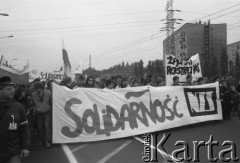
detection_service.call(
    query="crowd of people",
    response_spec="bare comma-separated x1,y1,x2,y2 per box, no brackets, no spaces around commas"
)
1,73,240,163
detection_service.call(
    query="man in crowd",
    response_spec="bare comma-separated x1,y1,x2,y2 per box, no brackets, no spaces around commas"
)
32,81,52,148
236,81,240,93
197,77,204,85
0,76,30,163
114,75,122,88
156,75,165,86
171,76,180,86
203,77,208,84
183,74,193,86
71,73,85,89
220,80,232,120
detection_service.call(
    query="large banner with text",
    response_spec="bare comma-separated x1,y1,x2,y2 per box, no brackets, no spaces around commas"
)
165,54,202,85
52,82,222,143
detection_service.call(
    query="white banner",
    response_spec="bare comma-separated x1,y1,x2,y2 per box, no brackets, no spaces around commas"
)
29,69,63,82
0,55,29,75
53,82,222,143
165,54,202,86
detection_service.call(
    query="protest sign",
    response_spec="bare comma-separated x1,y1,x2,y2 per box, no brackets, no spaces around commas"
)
29,69,63,82
165,54,202,85
0,55,29,85
0,55,29,75
52,82,222,143
0,68,29,85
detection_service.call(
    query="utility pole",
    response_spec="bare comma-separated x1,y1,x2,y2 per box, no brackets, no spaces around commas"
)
161,0,182,56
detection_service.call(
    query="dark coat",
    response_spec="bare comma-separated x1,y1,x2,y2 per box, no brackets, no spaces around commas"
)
0,99,30,162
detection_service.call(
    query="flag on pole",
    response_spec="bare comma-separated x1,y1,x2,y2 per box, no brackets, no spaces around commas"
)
62,39,72,78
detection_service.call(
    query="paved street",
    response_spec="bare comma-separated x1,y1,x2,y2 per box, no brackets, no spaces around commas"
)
23,116,240,163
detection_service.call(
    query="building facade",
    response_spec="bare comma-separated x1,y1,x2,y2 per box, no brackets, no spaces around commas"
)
227,41,240,76
163,22,227,78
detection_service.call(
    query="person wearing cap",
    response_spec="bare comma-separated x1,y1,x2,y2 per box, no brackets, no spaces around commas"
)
31,81,52,148
0,76,30,163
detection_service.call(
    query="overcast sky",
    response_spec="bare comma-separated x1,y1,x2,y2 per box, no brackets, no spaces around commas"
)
0,0,239,71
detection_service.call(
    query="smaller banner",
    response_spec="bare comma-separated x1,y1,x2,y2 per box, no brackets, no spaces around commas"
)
0,55,29,75
0,68,29,85
29,69,63,82
165,53,202,86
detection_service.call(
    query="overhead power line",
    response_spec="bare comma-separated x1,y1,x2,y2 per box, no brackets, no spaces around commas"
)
85,24,240,69
0,19,162,33
86,3,240,59
1,10,164,23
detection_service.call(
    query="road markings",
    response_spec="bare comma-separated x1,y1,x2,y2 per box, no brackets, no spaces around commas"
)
61,144,78,163
97,140,133,163
133,136,183,163
71,144,88,153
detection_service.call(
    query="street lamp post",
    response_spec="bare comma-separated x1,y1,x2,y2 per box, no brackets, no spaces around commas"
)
0,13,9,16
0,35,14,39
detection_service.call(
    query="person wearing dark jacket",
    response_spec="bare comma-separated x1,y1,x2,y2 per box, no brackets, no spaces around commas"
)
230,86,240,118
0,76,30,163
32,81,52,148
14,87,29,113
236,81,240,93
220,80,232,120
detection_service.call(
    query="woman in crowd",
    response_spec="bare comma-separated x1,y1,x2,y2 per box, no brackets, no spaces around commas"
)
85,76,95,88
